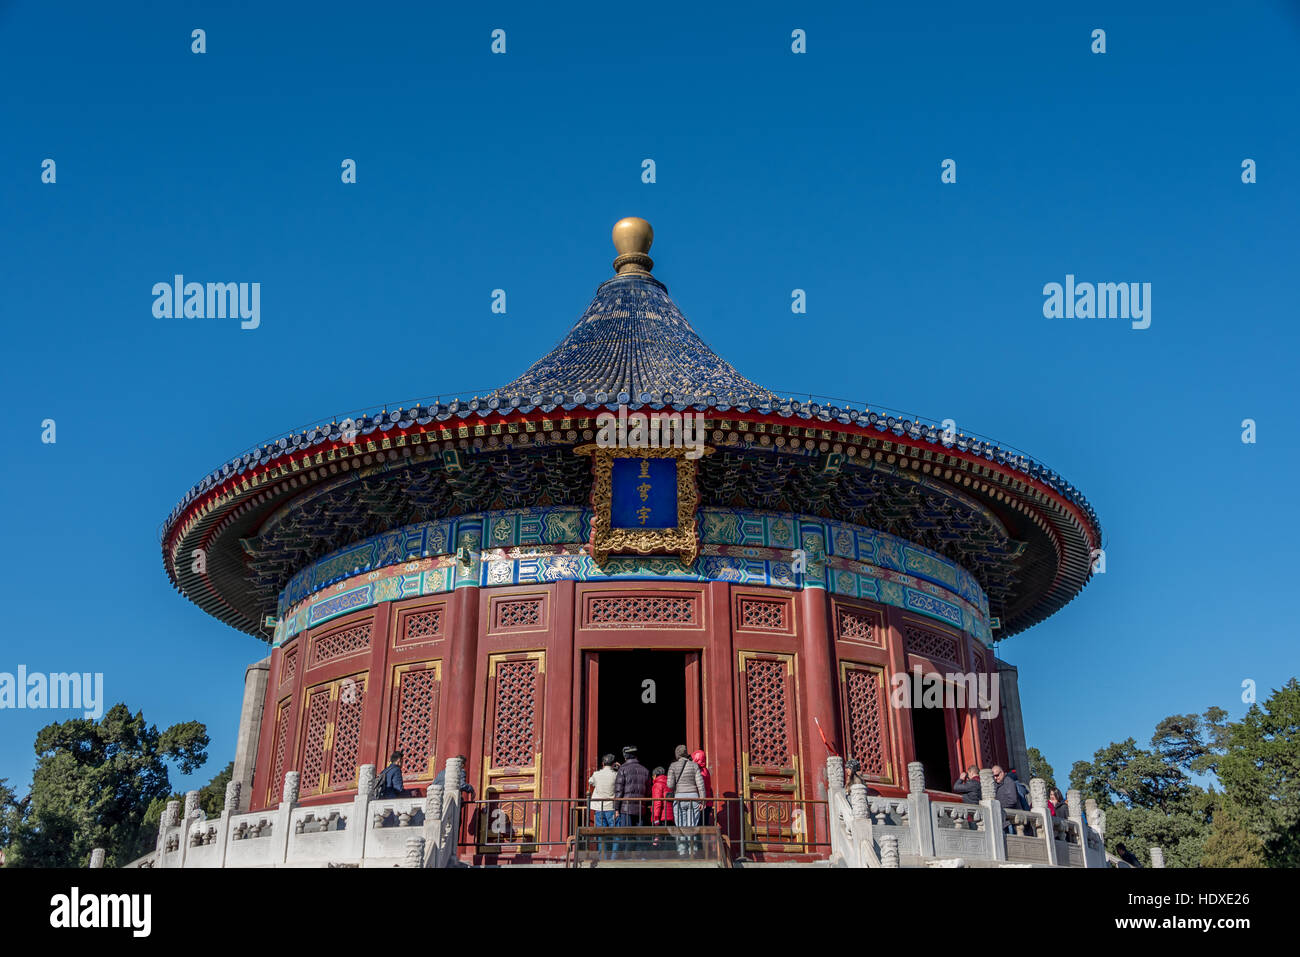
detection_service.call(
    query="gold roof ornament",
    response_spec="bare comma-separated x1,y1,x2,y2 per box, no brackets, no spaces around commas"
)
611,216,654,275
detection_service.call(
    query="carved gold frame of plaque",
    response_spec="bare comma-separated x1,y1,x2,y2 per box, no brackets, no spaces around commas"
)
574,444,713,566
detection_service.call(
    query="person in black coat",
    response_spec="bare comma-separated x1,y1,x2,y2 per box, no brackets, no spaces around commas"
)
952,765,982,804
614,746,652,825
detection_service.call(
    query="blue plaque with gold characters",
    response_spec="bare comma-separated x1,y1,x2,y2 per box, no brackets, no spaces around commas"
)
610,457,677,530
575,443,712,565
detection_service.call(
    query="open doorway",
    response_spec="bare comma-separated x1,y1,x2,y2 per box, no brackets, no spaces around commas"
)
588,651,696,777
911,702,954,791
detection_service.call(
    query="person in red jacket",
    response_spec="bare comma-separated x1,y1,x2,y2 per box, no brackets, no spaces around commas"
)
692,750,715,825
650,766,671,825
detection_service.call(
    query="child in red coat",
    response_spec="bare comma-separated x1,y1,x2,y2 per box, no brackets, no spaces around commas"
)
650,767,671,825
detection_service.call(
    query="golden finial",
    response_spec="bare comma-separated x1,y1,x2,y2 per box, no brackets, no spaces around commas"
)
612,217,654,275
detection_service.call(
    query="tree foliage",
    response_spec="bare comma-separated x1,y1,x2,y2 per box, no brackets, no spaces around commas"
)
1025,747,1057,792
1200,804,1266,867
1215,679,1300,867
1069,685,1298,868
4,703,208,867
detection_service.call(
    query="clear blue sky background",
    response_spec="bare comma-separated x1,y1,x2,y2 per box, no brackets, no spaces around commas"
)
1,1,1296,798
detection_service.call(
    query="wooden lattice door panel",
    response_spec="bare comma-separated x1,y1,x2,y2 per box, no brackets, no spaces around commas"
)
297,673,368,797
330,674,367,791
265,696,292,807
480,652,545,848
839,662,893,784
389,662,441,782
738,652,802,849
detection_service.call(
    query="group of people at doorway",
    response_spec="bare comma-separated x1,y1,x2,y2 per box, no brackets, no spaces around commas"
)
586,745,715,858
952,764,1074,832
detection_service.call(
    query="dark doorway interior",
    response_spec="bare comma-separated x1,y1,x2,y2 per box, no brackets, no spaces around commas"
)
597,651,687,775
911,703,954,791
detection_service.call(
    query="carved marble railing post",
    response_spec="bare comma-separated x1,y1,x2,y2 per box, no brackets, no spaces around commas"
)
1066,789,1083,822
979,769,995,802
274,771,300,865
1028,778,1057,866
1149,846,1165,868
826,756,844,792
224,781,241,814
849,783,870,820
420,782,446,866
352,764,376,861
404,836,426,868
177,790,203,867
879,834,900,869
154,799,179,868
905,762,933,858
1029,778,1048,813
88,848,105,869
907,762,926,795
440,757,467,867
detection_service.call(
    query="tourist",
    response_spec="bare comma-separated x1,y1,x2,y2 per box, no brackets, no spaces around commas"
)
952,765,981,804
588,753,619,860
1115,842,1142,868
432,754,476,800
692,749,716,825
614,745,651,856
991,765,1021,830
1009,769,1031,810
1048,787,1068,817
376,751,405,798
667,744,705,857
650,766,671,827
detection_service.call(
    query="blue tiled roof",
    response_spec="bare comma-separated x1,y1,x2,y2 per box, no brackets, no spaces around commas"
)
491,273,776,406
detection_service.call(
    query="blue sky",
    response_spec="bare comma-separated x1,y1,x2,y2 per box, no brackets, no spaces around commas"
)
1,0,1297,797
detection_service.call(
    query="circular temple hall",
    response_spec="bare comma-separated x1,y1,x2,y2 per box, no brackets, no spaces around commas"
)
158,218,1102,867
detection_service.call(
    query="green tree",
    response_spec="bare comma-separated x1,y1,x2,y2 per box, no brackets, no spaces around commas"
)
0,779,24,859
1216,679,1300,867
1026,747,1056,792
198,762,234,818
1151,707,1229,776
1070,733,1212,867
5,703,208,867
1200,804,1266,867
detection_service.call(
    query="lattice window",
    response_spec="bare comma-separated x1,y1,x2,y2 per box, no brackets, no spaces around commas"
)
745,657,792,768
267,698,290,807
587,595,696,628
836,607,876,644
491,659,538,769
299,689,332,796
281,646,298,685
494,598,543,630
739,598,788,631
395,667,441,780
331,676,366,790
979,715,997,767
402,608,443,643
905,626,959,664
311,623,372,668
844,666,887,777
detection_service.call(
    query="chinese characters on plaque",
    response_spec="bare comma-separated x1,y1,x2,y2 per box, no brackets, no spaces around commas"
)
610,457,677,530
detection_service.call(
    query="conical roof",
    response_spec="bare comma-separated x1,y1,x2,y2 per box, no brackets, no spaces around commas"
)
492,270,776,406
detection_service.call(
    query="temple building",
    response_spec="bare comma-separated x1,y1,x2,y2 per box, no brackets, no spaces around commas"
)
152,218,1104,868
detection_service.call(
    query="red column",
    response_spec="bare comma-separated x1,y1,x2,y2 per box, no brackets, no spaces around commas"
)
798,587,838,798
440,584,480,771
